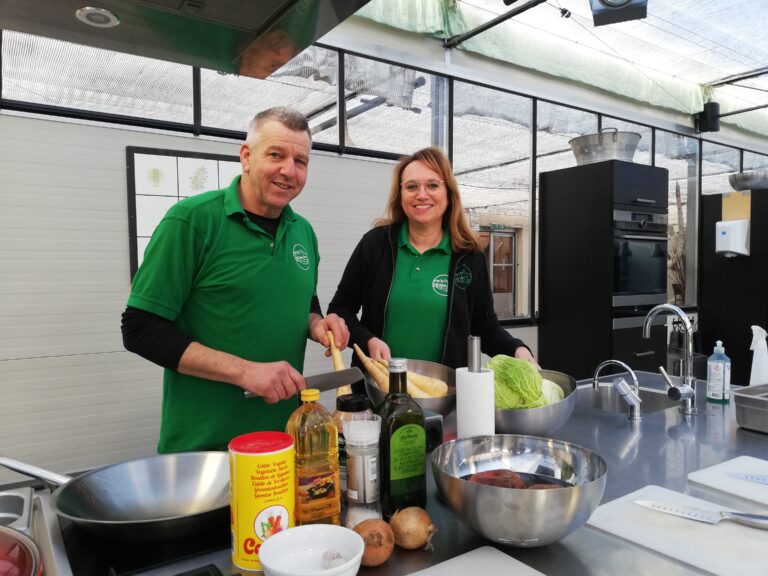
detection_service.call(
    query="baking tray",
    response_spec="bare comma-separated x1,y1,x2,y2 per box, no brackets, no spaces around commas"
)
733,382,768,434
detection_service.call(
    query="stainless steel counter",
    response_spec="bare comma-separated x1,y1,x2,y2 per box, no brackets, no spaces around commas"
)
365,371,768,576
19,371,768,575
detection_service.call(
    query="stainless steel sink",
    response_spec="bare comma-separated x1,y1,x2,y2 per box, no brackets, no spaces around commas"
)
0,487,32,530
577,384,678,414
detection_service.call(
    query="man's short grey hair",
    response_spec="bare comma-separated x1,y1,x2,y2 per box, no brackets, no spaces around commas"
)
245,107,312,147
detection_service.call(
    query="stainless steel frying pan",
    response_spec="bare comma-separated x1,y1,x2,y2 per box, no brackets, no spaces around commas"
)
0,452,229,541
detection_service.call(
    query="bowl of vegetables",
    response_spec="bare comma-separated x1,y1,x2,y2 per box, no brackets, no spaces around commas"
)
431,434,607,547
359,352,456,417
487,356,576,436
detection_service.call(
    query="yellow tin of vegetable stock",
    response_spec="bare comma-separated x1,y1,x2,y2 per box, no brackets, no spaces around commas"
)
229,431,295,572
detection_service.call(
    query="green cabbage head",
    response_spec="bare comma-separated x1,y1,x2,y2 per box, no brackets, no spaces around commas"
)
486,354,545,409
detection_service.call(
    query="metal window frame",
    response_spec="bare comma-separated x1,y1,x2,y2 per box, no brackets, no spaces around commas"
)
4,32,767,324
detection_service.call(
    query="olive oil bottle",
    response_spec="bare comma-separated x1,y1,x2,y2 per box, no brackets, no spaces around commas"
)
378,358,426,519
285,389,341,525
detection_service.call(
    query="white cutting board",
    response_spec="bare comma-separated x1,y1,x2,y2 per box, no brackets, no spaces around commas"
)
688,456,768,509
587,485,768,576
408,546,545,576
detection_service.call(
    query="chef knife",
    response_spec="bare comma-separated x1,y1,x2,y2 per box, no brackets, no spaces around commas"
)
737,473,768,486
635,500,768,529
243,367,364,398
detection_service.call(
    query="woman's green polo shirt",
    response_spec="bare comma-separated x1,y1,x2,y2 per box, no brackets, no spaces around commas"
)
383,223,451,363
127,177,319,452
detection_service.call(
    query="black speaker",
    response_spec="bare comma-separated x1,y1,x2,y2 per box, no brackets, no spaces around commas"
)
590,0,648,26
695,102,721,133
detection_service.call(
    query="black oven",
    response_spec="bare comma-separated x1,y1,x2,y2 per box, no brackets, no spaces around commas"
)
612,209,668,307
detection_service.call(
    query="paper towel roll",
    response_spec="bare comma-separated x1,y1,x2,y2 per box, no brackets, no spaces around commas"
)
456,367,495,439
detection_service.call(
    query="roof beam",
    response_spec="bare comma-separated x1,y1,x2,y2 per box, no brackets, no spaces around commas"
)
706,66,768,88
442,0,548,49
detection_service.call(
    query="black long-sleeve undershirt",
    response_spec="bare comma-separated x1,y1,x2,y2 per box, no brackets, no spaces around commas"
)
122,294,323,371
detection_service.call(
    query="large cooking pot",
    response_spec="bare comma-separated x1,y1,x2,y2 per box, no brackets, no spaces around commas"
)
0,452,229,541
569,127,640,165
0,526,43,576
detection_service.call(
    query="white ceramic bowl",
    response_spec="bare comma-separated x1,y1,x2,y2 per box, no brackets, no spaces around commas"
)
258,524,364,576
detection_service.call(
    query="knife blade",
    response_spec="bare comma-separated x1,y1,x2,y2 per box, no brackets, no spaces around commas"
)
738,473,768,486
244,367,364,398
635,500,768,529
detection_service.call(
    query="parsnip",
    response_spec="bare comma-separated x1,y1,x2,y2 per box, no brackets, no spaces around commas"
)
407,371,449,397
374,359,448,397
377,360,440,398
353,343,389,392
327,331,345,371
327,331,353,396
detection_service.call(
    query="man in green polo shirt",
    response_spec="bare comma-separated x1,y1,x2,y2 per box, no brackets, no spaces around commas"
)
122,107,349,453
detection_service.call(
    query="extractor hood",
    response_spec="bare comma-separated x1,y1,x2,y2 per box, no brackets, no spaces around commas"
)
0,0,371,78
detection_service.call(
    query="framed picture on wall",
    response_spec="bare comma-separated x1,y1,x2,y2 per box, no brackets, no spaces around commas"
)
126,146,240,279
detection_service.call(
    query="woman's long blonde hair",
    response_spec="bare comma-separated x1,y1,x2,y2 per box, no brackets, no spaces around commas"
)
375,147,479,252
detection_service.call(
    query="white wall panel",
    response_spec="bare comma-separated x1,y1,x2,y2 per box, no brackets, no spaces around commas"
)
0,113,392,483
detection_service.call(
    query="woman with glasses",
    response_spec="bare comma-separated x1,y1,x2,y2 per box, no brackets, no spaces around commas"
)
328,146,537,372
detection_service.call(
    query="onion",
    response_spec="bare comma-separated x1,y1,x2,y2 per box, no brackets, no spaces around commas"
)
353,518,395,567
389,506,437,550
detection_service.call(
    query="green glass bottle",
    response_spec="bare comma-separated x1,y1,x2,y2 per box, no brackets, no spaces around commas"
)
378,358,426,519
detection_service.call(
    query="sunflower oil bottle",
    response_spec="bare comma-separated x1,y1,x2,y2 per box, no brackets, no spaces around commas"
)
285,388,341,525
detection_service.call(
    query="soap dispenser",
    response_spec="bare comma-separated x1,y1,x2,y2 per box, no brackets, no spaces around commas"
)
706,340,731,403
750,325,768,387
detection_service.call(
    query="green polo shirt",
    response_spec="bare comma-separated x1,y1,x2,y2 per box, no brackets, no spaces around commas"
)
383,223,451,363
127,176,319,452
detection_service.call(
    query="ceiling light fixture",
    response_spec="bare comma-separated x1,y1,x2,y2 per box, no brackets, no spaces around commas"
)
75,6,120,29
590,0,647,26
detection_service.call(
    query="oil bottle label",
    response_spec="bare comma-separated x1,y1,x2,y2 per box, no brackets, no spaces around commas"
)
296,469,340,522
390,424,425,481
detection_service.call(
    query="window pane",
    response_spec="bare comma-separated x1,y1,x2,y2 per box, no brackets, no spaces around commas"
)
201,46,338,144
744,151,768,171
342,56,445,153
602,117,652,165
2,31,193,123
701,141,740,196
493,266,514,294
453,81,532,319
536,102,598,182
493,235,514,264
656,130,700,307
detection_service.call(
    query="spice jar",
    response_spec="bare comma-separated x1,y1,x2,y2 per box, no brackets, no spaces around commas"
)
333,393,373,497
343,414,382,528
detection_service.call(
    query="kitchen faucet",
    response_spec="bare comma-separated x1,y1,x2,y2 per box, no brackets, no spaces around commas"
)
593,359,642,421
643,303,696,414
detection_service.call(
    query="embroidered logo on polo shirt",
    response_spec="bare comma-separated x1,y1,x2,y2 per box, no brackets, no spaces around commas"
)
455,265,472,289
432,274,449,297
292,244,310,270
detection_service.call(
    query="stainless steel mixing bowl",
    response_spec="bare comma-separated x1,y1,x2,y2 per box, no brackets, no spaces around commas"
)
431,434,607,547
364,359,456,417
494,369,576,436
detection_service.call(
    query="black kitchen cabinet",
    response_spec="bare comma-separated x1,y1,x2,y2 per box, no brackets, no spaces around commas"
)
612,325,667,372
699,190,768,386
538,160,669,380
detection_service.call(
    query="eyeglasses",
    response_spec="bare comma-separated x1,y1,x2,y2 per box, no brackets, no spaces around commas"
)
400,179,445,193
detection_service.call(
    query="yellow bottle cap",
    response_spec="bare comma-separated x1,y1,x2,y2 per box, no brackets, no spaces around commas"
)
301,389,320,402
